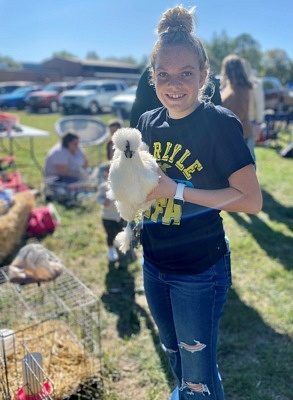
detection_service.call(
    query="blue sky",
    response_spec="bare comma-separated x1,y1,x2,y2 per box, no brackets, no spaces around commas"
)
0,0,292,64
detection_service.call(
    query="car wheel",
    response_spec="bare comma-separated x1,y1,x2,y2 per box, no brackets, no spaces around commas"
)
89,101,99,115
50,101,59,113
17,101,26,110
121,110,130,119
28,106,38,114
61,106,70,115
277,100,284,113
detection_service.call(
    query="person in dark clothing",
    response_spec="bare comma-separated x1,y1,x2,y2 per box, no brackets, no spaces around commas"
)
130,65,222,128
134,5,262,399
106,118,123,160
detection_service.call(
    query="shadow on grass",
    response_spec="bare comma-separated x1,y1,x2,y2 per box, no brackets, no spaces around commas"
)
101,257,174,386
229,211,293,271
101,255,292,399
102,259,140,338
261,189,293,231
220,288,293,400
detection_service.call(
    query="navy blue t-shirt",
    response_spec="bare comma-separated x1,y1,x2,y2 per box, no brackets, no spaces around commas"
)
137,102,254,274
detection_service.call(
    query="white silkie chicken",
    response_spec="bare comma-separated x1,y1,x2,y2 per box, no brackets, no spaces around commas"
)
8,243,63,285
108,127,159,253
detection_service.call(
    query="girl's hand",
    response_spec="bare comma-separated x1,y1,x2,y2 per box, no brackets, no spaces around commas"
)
104,198,111,206
147,168,177,201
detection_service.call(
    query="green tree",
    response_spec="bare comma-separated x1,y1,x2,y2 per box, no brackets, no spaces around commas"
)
205,32,263,76
105,56,138,65
204,31,234,75
232,33,262,72
52,51,77,59
85,51,100,60
261,49,293,84
0,55,21,69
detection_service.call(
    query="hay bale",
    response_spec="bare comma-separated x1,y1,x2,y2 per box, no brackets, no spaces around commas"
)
0,191,35,263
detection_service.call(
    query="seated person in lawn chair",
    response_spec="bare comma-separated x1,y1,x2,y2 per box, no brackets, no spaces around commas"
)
43,131,96,204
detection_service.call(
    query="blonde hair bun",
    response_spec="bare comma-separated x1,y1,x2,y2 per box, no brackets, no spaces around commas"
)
157,5,196,35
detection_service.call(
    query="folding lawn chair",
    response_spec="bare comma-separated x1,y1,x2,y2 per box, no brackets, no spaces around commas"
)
55,116,109,151
263,111,292,148
44,177,99,207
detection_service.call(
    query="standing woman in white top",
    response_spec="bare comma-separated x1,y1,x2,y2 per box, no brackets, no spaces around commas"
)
244,60,265,162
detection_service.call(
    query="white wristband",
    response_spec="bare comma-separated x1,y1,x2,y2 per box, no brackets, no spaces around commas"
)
174,183,185,203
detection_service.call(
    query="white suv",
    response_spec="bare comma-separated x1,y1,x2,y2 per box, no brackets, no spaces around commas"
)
60,80,127,115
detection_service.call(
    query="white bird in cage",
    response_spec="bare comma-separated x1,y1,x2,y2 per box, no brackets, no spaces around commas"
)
8,243,63,285
107,127,159,253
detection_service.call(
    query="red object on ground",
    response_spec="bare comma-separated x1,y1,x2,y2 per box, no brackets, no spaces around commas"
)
26,205,61,236
0,171,23,191
0,155,15,165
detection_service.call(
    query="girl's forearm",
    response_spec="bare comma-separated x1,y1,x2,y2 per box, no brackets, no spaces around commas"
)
183,186,262,214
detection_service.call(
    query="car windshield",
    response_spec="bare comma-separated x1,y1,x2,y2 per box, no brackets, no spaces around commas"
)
10,87,32,95
43,84,62,92
75,83,100,91
125,86,137,94
262,78,283,91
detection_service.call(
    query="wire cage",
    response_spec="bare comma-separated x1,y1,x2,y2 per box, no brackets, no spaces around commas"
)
0,266,103,399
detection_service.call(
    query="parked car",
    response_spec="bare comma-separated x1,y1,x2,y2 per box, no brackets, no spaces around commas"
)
27,82,77,113
0,81,35,95
261,77,285,111
261,76,293,112
110,85,137,119
0,85,42,110
59,80,128,115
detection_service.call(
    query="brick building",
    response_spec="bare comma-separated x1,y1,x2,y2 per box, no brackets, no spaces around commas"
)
0,57,141,85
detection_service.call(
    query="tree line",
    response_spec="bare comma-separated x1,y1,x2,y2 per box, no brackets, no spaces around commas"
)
204,31,293,86
51,36,293,85
1,32,292,86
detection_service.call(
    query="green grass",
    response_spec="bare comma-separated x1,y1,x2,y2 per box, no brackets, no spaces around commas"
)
1,111,292,399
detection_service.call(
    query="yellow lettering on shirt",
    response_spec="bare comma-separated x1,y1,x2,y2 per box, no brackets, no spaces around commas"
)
163,200,181,225
150,198,166,221
153,141,202,180
146,198,182,225
175,149,191,171
153,142,162,159
183,160,203,179
168,144,182,163
144,140,203,225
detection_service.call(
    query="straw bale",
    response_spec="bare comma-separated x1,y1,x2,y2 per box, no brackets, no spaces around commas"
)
1,319,99,399
0,191,35,263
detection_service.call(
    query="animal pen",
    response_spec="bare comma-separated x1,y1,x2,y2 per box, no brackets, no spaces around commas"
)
0,266,103,399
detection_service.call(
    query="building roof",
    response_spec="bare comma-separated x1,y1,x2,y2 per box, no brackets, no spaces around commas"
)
42,57,139,70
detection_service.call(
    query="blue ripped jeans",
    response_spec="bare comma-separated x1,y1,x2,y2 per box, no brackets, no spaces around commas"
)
143,252,232,399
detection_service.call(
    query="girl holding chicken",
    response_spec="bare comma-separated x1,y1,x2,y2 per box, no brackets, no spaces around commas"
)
136,5,262,399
